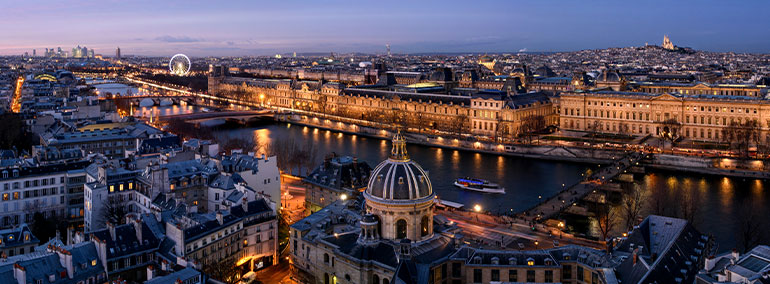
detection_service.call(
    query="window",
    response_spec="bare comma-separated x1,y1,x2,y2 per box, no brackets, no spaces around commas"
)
545,270,553,282
395,219,407,239
527,270,536,282
509,270,517,282
562,264,572,279
452,262,461,277
421,215,430,237
473,269,482,283
578,266,584,281
491,269,500,281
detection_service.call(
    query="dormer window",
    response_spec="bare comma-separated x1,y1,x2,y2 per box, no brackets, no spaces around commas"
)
527,258,535,266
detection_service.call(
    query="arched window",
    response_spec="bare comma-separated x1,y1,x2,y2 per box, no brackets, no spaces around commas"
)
324,253,329,263
383,278,389,284
324,273,330,284
420,215,430,237
373,274,380,284
395,219,407,239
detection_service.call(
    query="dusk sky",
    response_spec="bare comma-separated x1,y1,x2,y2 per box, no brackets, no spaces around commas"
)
2,0,769,56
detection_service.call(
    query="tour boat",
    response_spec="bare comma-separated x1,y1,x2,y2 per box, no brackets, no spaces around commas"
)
453,177,505,194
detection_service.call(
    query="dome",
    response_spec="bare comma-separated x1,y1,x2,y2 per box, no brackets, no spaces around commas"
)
365,132,433,202
598,69,623,82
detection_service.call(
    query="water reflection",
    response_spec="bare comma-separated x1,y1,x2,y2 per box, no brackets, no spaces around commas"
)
212,122,769,250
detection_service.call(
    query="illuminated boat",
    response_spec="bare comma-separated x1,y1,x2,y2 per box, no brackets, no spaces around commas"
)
453,177,505,194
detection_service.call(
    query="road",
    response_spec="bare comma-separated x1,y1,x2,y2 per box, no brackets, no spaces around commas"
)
438,208,605,250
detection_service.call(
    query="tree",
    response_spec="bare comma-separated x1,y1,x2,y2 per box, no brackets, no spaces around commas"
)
592,199,618,242
217,136,257,154
659,118,681,149
520,115,546,144
722,119,760,158
451,114,470,137
101,194,129,226
621,184,647,231
0,113,36,154
676,186,700,226
203,258,240,284
648,183,670,216
735,200,765,253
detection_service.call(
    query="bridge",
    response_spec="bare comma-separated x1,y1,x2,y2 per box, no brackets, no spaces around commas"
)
157,109,275,123
521,151,644,223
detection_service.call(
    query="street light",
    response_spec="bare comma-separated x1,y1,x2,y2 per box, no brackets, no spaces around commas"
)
473,204,482,212
340,194,348,201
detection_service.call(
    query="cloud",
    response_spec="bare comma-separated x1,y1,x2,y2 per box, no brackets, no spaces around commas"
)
154,35,203,43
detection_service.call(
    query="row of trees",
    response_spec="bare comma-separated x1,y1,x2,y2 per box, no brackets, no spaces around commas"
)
592,180,764,253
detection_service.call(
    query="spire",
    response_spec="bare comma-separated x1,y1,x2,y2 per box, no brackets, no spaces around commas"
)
390,130,409,161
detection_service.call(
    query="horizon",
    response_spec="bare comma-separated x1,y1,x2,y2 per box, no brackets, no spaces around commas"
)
2,0,770,56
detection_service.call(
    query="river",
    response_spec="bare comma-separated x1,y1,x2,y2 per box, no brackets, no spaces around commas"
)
214,122,770,251
97,81,768,251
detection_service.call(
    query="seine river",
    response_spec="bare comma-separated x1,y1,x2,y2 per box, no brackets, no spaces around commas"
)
214,123,770,251
100,78,768,252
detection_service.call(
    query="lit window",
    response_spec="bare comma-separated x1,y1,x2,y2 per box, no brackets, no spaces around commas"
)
12,192,19,200
109,185,114,193
91,260,97,266
119,184,123,191
128,182,133,190
2,194,8,201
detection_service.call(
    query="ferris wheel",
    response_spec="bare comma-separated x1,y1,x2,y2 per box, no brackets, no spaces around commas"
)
169,54,191,76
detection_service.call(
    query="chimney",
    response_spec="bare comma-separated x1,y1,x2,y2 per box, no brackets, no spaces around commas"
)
242,197,249,212
134,218,143,243
13,263,26,284
56,247,74,279
632,248,639,265
731,248,740,261
398,239,412,263
106,222,116,241
216,211,223,225
146,265,156,280
704,255,716,271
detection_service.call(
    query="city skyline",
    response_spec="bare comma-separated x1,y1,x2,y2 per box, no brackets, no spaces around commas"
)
3,0,770,56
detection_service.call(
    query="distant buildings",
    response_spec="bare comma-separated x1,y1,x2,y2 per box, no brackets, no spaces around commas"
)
663,35,675,50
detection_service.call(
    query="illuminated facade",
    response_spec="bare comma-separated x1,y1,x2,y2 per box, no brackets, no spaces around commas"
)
209,73,556,139
559,90,770,142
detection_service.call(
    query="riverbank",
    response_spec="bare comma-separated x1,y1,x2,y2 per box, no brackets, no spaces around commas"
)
276,113,770,180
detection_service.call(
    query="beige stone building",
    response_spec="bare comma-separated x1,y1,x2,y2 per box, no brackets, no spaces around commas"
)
560,90,770,143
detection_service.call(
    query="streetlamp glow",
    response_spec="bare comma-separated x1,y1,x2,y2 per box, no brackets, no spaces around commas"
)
340,194,348,201
473,204,482,212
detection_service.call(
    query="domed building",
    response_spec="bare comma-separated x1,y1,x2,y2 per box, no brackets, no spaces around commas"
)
363,132,435,242
595,69,627,91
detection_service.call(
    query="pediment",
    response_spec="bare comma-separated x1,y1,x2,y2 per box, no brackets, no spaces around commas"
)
651,93,682,101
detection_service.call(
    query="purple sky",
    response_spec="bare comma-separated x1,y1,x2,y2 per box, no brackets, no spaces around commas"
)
2,0,769,56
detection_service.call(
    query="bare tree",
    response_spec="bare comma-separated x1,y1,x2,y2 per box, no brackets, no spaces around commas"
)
736,200,765,253
722,119,760,158
660,118,681,150
451,114,470,137
648,184,670,216
203,258,240,284
217,136,257,154
592,199,619,242
621,184,647,231
520,115,546,144
676,186,700,226
101,194,129,226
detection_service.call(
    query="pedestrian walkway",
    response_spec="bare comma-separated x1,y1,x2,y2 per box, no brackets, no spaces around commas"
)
521,152,643,222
